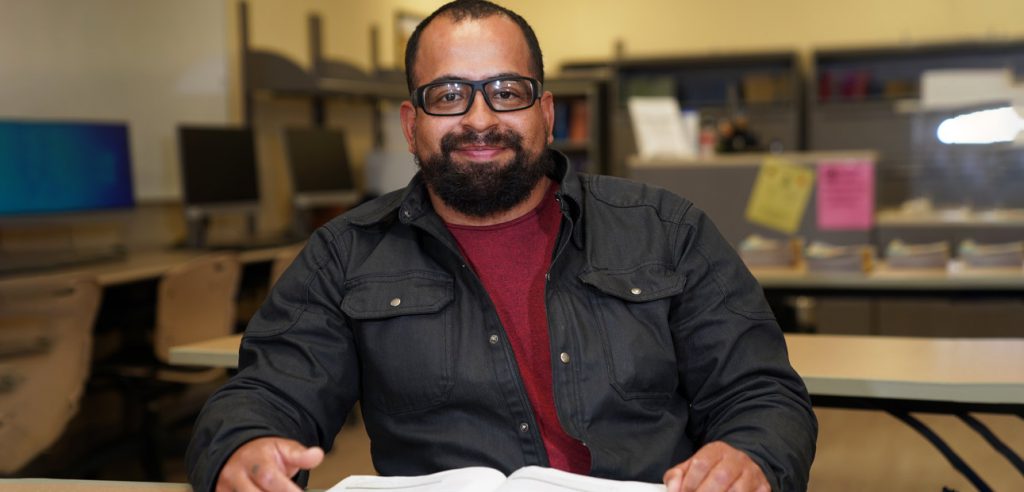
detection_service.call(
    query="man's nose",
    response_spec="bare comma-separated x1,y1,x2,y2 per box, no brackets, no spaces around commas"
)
459,90,499,132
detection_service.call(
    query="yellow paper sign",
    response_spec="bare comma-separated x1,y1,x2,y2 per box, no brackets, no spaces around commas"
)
745,158,815,234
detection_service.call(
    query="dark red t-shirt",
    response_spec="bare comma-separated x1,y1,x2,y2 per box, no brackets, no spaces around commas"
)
446,184,590,474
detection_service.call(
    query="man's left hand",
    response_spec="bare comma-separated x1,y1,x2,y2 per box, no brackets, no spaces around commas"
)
662,441,769,492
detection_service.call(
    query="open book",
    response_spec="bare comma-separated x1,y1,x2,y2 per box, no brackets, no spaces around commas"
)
327,466,666,492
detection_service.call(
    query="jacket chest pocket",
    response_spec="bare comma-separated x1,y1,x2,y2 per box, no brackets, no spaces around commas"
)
580,264,684,400
341,272,455,415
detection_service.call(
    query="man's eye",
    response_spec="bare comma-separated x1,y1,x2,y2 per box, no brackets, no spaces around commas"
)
430,91,464,105
494,90,520,100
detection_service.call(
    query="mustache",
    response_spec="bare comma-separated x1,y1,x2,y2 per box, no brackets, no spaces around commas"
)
440,129,523,154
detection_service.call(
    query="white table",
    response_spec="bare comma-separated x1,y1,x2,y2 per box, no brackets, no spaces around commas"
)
170,332,1024,489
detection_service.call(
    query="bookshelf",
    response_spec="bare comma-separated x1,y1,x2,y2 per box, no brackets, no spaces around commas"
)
545,77,609,175
566,52,803,177
237,1,407,144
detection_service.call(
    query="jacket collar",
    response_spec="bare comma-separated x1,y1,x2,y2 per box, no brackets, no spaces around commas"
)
349,149,585,247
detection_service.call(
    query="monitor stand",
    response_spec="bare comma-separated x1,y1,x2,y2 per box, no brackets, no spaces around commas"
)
185,206,299,251
290,190,362,238
185,211,256,249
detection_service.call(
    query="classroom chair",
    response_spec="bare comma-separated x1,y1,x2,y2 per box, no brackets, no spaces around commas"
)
0,275,102,474
106,253,241,480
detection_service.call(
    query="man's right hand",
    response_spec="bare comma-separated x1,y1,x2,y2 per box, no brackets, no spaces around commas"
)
216,437,325,492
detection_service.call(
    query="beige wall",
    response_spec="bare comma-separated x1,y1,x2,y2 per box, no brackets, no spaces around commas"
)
232,0,1024,234
238,0,1024,80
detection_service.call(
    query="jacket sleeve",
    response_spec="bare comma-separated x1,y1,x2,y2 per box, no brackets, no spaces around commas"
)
670,206,817,491
186,227,361,492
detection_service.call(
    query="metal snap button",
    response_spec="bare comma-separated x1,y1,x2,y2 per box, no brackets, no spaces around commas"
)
559,352,570,364
389,297,401,307
630,287,642,295
489,334,499,345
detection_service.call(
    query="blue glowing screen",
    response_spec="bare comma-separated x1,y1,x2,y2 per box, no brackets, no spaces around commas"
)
0,120,134,216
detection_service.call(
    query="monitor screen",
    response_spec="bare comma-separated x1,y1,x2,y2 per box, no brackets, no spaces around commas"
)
0,120,134,216
284,128,355,193
178,126,259,207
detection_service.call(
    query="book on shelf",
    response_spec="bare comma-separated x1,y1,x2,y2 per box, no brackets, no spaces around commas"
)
884,239,950,269
959,239,1024,269
327,466,666,492
569,99,589,142
553,100,570,140
804,241,875,272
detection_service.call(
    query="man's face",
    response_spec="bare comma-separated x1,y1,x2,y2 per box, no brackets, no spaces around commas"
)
400,14,555,217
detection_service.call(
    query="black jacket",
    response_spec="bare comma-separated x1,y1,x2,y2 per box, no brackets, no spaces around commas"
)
187,151,817,491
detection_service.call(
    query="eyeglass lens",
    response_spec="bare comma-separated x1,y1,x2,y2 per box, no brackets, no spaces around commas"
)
422,79,535,115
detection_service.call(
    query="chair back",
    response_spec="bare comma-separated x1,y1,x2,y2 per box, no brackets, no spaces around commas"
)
0,275,101,473
153,254,240,364
269,243,304,287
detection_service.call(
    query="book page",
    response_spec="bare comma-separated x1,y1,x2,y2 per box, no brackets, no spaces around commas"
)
497,466,667,492
327,467,507,492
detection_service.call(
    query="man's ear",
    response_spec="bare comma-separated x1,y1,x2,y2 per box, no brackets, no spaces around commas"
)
540,90,555,145
400,100,417,153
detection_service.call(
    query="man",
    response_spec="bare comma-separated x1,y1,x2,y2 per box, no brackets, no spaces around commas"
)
187,1,817,491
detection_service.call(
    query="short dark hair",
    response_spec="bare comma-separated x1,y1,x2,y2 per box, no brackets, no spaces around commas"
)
404,0,545,93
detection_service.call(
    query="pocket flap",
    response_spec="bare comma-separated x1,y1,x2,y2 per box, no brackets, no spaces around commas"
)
341,272,454,320
579,264,685,302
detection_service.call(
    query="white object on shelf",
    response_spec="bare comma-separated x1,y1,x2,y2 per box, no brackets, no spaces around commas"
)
627,97,697,161
920,68,1014,111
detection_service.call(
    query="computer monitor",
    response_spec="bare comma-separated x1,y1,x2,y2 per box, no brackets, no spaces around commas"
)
0,119,135,274
0,119,135,218
178,126,259,214
283,127,360,208
178,126,261,248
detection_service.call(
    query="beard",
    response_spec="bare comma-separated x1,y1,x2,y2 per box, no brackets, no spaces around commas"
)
416,128,554,218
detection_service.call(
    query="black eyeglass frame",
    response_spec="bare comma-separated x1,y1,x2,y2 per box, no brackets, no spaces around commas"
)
411,76,543,116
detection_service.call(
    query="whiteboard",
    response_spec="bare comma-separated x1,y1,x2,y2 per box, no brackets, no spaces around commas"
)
0,0,230,201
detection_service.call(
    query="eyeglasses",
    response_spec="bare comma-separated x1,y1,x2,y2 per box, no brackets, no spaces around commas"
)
412,76,541,116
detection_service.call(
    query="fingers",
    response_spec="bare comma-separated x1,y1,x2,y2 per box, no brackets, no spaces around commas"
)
663,461,690,492
663,441,769,492
727,470,770,492
216,437,320,492
276,440,325,475
680,450,724,492
250,460,305,492
215,460,269,492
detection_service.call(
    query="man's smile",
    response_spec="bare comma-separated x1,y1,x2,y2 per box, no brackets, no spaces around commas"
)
452,144,509,161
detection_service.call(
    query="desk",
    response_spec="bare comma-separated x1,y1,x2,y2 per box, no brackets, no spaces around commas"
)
789,333,1024,491
171,333,1024,489
0,479,190,491
786,334,1024,404
168,334,242,368
751,263,1024,338
751,263,1024,296
0,245,303,288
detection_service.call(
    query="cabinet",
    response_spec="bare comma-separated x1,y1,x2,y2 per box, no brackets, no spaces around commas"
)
808,41,1024,209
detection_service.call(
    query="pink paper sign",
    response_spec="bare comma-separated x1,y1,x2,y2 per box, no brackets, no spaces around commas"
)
816,159,875,231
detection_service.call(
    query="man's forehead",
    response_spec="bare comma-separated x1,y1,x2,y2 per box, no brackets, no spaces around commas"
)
411,14,532,85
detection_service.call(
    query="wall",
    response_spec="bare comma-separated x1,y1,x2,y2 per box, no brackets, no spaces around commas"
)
238,0,1024,80
4,1,1022,239
0,0,230,203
